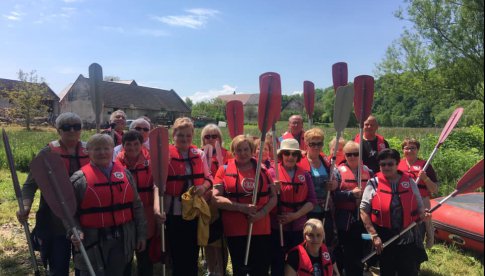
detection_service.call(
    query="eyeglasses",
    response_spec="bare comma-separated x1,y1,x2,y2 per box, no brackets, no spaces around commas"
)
135,127,150,132
345,152,359,157
204,134,219,140
403,146,417,151
308,142,324,148
379,161,396,167
282,151,300,157
59,124,82,131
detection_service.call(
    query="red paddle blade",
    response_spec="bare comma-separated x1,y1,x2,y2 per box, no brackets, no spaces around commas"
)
149,127,169,192
437,107,464,146
226,100,244,138
30,152,77,219
258,72,282,133
353,75,375,124
456,159,484,194
303,81,315,118
332,62,348,92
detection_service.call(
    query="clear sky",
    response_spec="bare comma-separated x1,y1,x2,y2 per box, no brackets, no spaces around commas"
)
0,0,410,102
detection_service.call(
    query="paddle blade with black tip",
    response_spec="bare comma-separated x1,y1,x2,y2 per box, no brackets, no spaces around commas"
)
30,152,77,220
353,75,374,125
333,85,355,133
332,62,348,93
258,72,281,134
89,63,104,133
149,127,169,193
303,81,315,120
226,100,244,139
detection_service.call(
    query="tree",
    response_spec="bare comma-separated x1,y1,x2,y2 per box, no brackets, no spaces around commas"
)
185,97,194,109
7,70,49,130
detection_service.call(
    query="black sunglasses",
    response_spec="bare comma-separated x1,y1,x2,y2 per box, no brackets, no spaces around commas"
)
345,152,359,157
308,142,324,148
135,127,150,132
379,161,396,167
204,134,219,140
282,151,300,157
59,124,82,131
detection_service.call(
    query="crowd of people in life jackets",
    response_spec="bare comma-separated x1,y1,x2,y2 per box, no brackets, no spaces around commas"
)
16,110,437,276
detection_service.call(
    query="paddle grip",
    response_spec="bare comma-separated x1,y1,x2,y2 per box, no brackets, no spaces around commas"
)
73,227,96,276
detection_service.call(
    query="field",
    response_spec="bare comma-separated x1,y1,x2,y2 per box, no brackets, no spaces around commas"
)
0,122,483,275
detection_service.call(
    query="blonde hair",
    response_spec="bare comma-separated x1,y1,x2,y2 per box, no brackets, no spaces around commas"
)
304,128,325,142
87,134,114,150
172,117,194,136
303,218,325,237
329,137,346,151
230,134,255,155
343,141,359,153
200,124,223,146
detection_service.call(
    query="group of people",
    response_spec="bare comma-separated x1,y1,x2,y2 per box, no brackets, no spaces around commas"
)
16,110,437,276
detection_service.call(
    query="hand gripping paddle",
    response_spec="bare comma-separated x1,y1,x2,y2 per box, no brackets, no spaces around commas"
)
303,81,315,127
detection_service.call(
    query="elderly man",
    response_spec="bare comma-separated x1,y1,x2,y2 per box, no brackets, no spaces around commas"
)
354,115,389,173
280,115,306,150
102,109,127,146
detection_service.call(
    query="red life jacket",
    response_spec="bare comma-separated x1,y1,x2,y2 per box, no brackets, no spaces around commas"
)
48,140,89,176
79,163,134,228
117,147,155,238
298,153,331,173
166,145,206,197
354,134,387,152
336,163,371,211
397,159,430,197
370,172,419,229
281,131,306,150
209,147,230,177
287,242,333,276
278,164,308,213
221,158,271,237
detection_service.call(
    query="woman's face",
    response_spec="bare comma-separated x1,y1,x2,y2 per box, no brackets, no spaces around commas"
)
58,121,82,145
234,141,253,166
403,143,419,161
255,143,270,160
132,121,150,142
89,142,113,168
305,227,324,249
203,131,221,147
379,157,398,179
344,147,359,168
281,150,299,169
174,127,193,151
123,139,142,159
306,137,323,157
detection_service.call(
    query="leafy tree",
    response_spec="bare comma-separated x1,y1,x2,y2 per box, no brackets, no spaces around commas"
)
185,97,193,109
7,70,49,130
191,98,226,122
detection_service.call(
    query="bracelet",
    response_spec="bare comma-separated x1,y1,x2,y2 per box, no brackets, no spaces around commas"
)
371,233,379,238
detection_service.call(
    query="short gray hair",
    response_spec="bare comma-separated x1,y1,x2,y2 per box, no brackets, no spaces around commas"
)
55,112,82,129
129,118,150,130
87,134,114,150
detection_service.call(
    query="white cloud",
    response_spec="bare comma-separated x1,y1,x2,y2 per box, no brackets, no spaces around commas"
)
153,8,219,29
290,90,302,95
3,11,22,21
188,84,236,103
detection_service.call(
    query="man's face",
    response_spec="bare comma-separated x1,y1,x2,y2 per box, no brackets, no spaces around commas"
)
288,117,303,134
364,118,378,136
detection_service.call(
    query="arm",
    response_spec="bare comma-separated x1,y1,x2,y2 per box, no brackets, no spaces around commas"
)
212,184,257,215
419,164,438,194
360,181,383,254
249,183,277,223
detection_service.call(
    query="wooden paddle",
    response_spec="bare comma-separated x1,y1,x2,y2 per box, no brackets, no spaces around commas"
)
332,62,348,93
303,81,315,128
30,152,95,276
2,129,40,276
244,72,281,270
362,159,484,263
148,127,169,276
88,63,104,133
226,100,244,139
323,85,354,225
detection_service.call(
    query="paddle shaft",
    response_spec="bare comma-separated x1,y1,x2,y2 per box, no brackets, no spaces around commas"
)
271,124,284,247
356,127,364,220
2,129,40,275
323,131,341,226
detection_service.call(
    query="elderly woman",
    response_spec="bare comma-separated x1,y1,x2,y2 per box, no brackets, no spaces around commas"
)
269,138,317,276
113,117,151,160
254,137,273,169
285,219,333,276
102,109,127,145
298,128,339,250
70,134,146,275
115,131,155,275
334,141,373,275
212,135,277,276
17,112,89,275
397,138,438,249
360,149,430,276
159,117,213,276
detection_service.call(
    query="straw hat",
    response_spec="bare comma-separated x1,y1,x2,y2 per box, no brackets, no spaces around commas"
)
277,138,301,154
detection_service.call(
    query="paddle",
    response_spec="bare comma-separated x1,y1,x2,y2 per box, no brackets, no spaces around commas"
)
244,72,281,270
362,159,484,263
332,62,348,93
323,85,354,225
353,75,374,219
149,127,169,276
226,100,244,139
30,152,95,276
414,107,464,185
303,81,315,128
2,129,40,276
88,63,104,133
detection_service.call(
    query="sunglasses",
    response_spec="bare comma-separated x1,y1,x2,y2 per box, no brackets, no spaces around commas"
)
379,161,396,167
134,127,150,132
345,152,359,157
59,124,82,131
204,134,219,140
403,147,417,151
282,151,300,157
308,142,324,148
